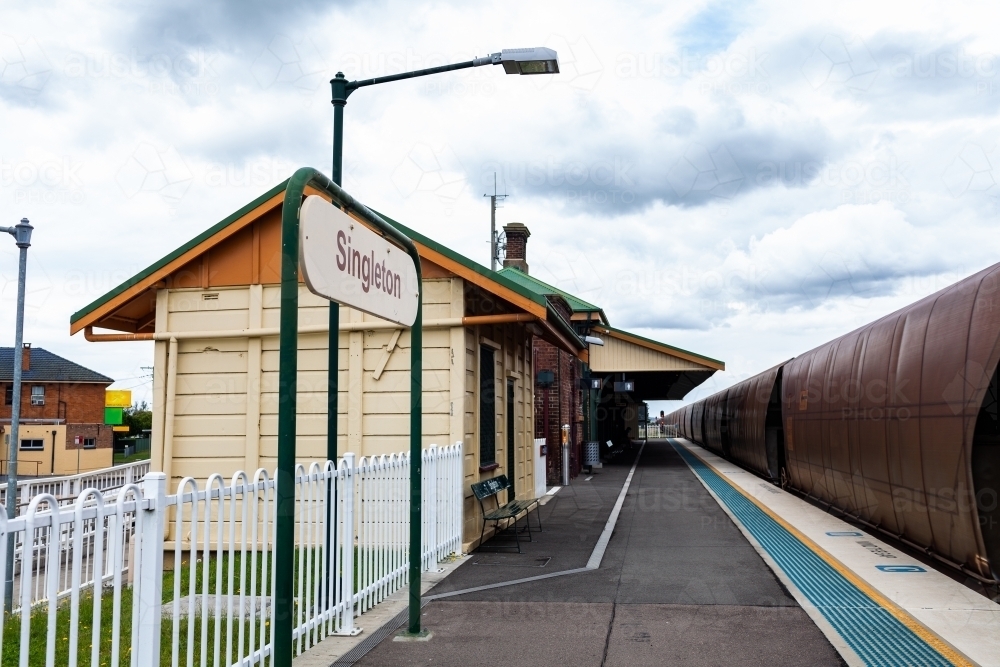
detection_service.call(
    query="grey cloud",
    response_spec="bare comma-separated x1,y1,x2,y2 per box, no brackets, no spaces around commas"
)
124,0,343,53
762,29,1000,119
862,35,1000,118
615,311,713,331
471,120,834,214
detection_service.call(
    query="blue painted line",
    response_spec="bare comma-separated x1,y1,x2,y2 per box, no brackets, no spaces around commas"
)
670,440,953,667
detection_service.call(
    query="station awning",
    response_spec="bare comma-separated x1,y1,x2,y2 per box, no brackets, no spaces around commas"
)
588,326,724,401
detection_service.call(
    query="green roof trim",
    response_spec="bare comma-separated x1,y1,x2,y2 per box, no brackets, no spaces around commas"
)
70,179,291,326
368,209,548,309
368,210,584,350
496,267,608,322
70,178,563,331
600,325,726,369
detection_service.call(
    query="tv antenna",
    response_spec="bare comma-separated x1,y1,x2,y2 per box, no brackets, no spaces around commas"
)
484,172,508,271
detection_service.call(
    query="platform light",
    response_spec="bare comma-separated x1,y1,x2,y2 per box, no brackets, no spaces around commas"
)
473,48,560,75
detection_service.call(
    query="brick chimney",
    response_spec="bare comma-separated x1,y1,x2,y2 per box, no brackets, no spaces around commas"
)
502,223,531,273
21,344,30,372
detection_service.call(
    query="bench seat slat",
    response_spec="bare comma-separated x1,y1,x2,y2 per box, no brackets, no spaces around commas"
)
473,474,540,534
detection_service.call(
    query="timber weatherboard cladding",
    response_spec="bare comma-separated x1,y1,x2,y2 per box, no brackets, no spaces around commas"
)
589,332,718,373
152,277,536,548
462,321,533,544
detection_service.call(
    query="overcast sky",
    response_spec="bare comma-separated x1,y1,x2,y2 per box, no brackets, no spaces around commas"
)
2,0,1000,412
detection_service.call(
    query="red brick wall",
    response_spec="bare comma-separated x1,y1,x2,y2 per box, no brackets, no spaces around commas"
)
1,382,112,451
533,340,583,484
0,382,108,424
546,296,574,324
66,423,114,450
505,234,527,262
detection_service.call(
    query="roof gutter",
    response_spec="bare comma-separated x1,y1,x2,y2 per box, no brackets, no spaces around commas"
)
84,327,154,342
83,314,541,342
535,305,588,359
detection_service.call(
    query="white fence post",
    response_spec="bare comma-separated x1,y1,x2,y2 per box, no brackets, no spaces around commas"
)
426,445,438,572
454,442,464,555
339,453,360,635
135,472,166,665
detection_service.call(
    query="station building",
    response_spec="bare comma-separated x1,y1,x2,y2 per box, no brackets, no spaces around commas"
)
69,180,722,548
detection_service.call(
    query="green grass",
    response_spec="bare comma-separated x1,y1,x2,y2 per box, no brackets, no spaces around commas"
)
1,551,320,666
1,588,272,667
0,545,398,665
112,450,151,465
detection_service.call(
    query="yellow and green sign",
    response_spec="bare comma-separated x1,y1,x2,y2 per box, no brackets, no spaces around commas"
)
105,389,131,425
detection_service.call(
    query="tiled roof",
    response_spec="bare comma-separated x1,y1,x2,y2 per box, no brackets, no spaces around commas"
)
0,347,113,384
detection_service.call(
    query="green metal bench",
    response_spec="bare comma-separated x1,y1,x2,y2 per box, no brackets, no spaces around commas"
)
471,475,542,553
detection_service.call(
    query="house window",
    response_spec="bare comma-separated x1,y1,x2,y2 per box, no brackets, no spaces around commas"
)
30,386,44,406
3,385,11,406
479,346,496,468
83,438,96,450
20,439,43,451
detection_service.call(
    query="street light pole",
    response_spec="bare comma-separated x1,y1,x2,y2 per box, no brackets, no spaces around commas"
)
1,217,33,611
327,47,558,640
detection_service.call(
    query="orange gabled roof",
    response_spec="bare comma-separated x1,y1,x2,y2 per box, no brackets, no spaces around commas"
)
71,180,560,336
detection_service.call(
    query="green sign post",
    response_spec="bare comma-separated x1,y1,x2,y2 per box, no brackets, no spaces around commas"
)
273,167,423,665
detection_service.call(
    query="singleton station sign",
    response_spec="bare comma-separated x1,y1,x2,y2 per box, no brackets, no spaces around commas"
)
299,195,419,327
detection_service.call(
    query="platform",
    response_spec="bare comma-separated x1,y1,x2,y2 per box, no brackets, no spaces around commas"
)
670,437,1000,667
324,439,999,666
349,441,844,666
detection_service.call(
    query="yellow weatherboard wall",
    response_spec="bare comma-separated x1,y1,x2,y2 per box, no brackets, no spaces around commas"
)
149,279,536,549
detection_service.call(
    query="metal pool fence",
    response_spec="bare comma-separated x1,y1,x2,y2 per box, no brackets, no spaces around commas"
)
0,443,463,667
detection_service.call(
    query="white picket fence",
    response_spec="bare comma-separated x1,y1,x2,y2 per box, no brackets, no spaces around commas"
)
642,423,679,439
0,443,463,667
0,459,151,508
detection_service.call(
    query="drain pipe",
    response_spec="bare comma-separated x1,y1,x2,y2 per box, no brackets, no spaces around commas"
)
561,423,570,486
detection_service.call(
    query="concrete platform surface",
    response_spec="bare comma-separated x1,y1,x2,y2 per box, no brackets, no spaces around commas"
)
352,442,843,667
672,438,1000,667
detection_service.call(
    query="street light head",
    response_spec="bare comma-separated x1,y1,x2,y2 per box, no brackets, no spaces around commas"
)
584,335,604,346
13,218,32,249
500,47,559,75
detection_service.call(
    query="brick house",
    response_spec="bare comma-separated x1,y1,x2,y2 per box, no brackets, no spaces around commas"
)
0,345,115,476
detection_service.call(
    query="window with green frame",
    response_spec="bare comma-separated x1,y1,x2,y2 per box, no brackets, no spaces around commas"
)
479,346,496,467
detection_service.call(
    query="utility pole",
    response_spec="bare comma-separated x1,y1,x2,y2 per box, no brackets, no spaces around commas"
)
1,217,33,611
484,172,507,271
490,191,496,271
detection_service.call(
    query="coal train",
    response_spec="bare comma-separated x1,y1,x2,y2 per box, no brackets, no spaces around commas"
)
667,263,1000,584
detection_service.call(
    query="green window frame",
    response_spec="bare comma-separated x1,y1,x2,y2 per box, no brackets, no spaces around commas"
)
479,346,496,468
